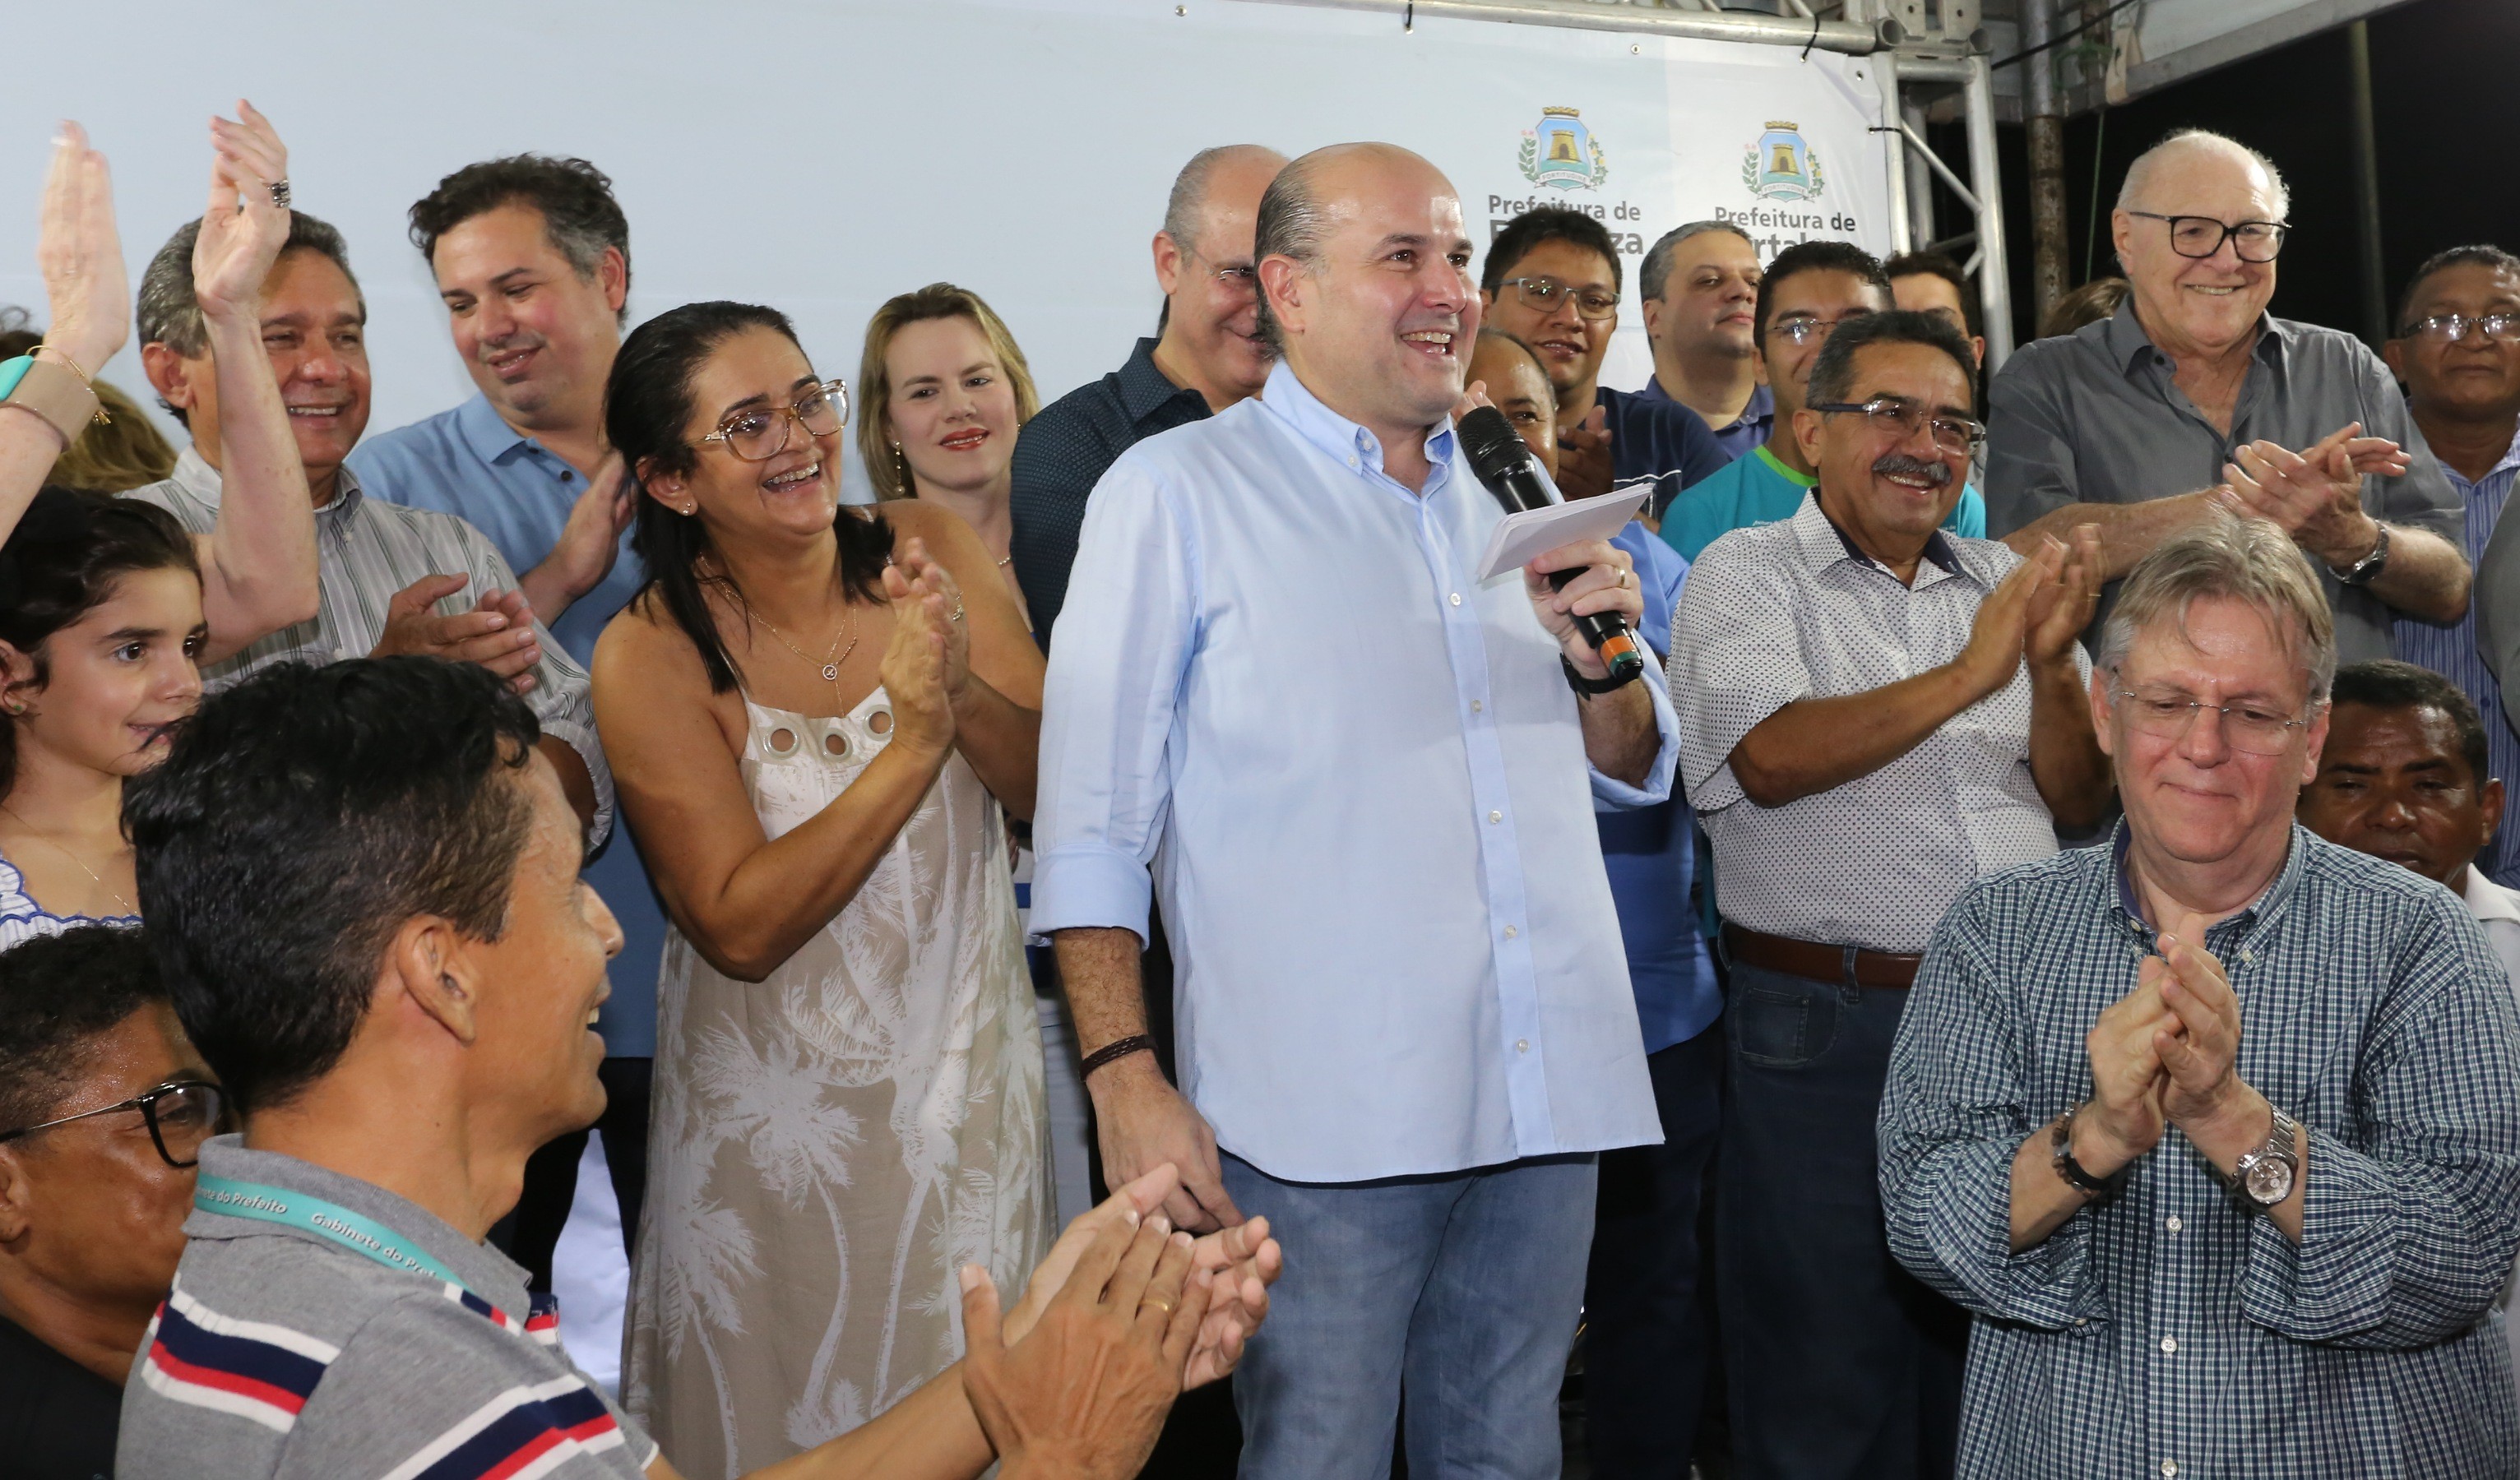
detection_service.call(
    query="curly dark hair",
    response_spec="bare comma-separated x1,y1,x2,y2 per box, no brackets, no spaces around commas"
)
409,155,631,321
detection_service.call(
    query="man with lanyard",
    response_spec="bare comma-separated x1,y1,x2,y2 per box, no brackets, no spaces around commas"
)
113,657,1278,1480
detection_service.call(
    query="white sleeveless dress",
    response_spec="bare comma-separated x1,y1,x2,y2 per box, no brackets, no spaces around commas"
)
622,687,1050,1476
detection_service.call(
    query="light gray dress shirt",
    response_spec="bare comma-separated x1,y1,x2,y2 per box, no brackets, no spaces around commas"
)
127,448,612,844
1985,301,2464,666
1669,493,2082,954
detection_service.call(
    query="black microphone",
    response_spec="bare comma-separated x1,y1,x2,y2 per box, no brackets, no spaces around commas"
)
1456,405,1645,683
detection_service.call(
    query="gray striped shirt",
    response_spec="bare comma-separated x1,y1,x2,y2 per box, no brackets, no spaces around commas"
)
127,449,612,844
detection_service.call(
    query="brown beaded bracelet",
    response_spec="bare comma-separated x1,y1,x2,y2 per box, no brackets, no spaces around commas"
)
1080,1034,1157,1080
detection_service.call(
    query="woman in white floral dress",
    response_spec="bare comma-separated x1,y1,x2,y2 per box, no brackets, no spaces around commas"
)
594,302,1049,1476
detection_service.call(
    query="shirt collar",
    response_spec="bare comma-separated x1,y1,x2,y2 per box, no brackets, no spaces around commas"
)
1752,442,1817,488
1259,358,1457,494
188,1136,536,1321
2465,867,2520,927
1120,336,1207,426
1792,489,1962,578
1634,378,1773,432
2108,296,2290,379
169,446,368,516
453,393,537,466
2109,820,2308,937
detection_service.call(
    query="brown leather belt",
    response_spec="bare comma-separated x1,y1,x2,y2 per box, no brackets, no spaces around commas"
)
1722,924,1923,990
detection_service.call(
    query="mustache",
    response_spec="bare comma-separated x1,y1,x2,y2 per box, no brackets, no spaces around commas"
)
1872,452,1953,488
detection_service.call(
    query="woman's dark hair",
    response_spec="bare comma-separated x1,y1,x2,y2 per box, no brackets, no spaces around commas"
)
609,301,895,694
0,488,202,794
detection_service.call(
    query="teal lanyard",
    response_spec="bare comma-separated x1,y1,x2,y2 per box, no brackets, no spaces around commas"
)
194,1172,466,1289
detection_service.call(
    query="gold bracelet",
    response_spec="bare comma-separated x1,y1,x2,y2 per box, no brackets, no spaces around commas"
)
30,345,107,425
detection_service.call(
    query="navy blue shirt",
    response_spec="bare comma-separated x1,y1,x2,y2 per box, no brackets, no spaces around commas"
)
1638,376,1774,465
1010,337,1210,647
1598,384,1730,520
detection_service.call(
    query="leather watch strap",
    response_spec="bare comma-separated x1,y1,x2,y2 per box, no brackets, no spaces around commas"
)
0,355,101,449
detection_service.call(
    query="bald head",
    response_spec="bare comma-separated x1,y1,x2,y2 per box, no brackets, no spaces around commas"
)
1253,143,1452,349
2117,129,2290,220
1162,145,1286,256
1152,144,1288,409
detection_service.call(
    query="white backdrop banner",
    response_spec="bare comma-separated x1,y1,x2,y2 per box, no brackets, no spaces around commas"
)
0,0,1896,466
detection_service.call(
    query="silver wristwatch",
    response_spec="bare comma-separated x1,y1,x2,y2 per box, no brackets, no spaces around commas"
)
2220,1105,2301,1207
2332,522,2391,587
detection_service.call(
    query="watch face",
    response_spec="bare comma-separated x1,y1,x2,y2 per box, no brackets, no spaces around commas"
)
2244,1154,2295,1205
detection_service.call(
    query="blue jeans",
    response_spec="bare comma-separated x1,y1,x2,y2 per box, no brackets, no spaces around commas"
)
1221,1151,1598,1480
1585,1027,1723,1478
1717,956,1966,1480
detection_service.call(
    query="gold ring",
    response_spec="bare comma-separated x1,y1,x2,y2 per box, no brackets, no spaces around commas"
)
1146,1297,1176,1317
949,604,966,622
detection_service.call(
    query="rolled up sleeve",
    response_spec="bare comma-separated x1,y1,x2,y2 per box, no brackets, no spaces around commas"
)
2356,350,2466,548
1981,348,2082,539
1031,456,1199,946
2238,906,2520,1348
1878,887,2110,1329
1666,539,1812,813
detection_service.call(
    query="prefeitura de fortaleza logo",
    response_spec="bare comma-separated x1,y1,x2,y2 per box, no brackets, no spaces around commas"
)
1743,120,1825,202
1520,106,1610,192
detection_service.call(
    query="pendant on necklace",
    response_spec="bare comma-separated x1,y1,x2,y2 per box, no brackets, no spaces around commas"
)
822,664,840,681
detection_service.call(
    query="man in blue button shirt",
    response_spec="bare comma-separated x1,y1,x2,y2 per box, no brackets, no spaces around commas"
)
1636,219,1772,460
1466,326,1724,1477
347,155,655,1288
1480,206,1730,520
1035,143,1674,1480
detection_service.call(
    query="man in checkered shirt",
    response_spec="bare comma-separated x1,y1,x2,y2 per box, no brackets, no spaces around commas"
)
1881,509,2520,1478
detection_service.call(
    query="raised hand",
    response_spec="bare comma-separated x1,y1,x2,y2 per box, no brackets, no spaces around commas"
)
2223,424,2383,570
193,101,290,326
1555,404,1614,501
2076,964,2175,1177
2152,910,2250,1133
878,559,956,760
890,537,971,706
532,452,636,614
1952,541,2059,700
2022,523,2101,669
35,122,127,377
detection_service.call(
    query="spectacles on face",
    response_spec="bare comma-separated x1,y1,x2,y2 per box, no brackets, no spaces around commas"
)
1807,395,1986,457
1501,276,1619,322
1769,309,1874,348
2126,211,2288,264
1182,245,1258,294
2398,312,2520,345
699,379,850,463
2111,687,2310,756
0,1079,230,1170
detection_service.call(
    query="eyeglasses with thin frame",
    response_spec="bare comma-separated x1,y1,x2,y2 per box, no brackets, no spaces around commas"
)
2399,312,2520,345
1181,243,1258,294
0,1079,229,1169
2111,687,2311,756
1769,309,1875,349
699,379,850,463
2125,211,2289,264
1807,395,1986,458
1501,275,1620,322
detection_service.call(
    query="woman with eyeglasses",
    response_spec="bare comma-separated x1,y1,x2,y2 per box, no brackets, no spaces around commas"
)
595,302,1049,1470
0,925,227,1480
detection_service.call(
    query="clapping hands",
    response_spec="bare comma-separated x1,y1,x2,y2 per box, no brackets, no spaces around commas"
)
35,122,126,378
2078,907,2254,1177
194,101,290,329
2219,422,2402,571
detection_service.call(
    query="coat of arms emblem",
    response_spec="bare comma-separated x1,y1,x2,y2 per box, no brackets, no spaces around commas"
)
1743,121,1826,202
1519,107,1610,192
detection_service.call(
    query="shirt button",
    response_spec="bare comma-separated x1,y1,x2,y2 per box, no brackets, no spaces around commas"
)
2239,947,2256,964
1449,592,1463,606
1503,926,1519,940
1470,699,1484,714
2161,1459,2180,1478
1489,810,1502,823
2159,1335,2179,1354
1516,1038,1530,1053
2166,1215,2183,1233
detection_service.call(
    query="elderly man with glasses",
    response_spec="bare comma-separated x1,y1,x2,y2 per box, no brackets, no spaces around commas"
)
0,926,227,1480
1670,309,2111,1480
1880,510,2520,1479
1984,128,2468,666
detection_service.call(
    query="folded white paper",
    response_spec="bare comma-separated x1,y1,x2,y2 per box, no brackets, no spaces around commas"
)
1473,488,1651,581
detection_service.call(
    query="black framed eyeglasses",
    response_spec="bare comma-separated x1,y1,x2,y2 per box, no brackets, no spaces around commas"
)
1501,275,1620,322
2125,210,2288,263
0,1079,229,1169
1807,395,1986,457
2398,312,2520,345
699,379,850,463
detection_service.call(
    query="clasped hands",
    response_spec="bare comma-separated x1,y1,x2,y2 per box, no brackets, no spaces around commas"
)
2217,421,2406,572
2072,908,2269,1186
961,1162,1281,1478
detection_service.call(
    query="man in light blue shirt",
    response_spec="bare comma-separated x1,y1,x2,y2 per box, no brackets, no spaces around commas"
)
345,155,655,1288
1033,143,1671,1480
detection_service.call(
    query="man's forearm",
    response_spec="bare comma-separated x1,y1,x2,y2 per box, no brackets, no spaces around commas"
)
1054,927,1152,1057
1729,664,1980,808
2002,493,2217,581
517,558,588,630
2008,1117,2094,1252
2027,660,2112,830
1576,679,1658,788
201,311,318,639
2363,525,2471,624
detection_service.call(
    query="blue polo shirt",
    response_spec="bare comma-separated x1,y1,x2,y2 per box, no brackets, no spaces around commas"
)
348,396,665,1057
1597,385,1730,521
1660,441,1985,564
1607,516,1721,1052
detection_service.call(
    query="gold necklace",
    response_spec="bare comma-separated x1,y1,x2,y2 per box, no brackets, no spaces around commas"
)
0,802,137,915
751,602,859,691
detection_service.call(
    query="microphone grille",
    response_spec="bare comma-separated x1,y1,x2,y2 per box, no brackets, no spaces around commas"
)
1455,405,1531,475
